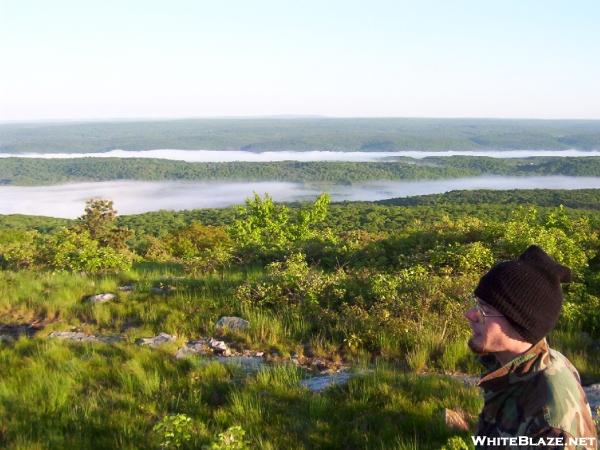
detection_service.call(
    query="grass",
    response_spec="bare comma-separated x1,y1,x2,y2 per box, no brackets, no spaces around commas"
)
0,338,482,450
0,264,598,449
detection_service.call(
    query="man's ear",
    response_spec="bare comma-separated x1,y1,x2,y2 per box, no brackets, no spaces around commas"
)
499,318,528,343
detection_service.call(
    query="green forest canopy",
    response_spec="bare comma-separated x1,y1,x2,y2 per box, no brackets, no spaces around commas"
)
1,117,600,153
1,156,600,185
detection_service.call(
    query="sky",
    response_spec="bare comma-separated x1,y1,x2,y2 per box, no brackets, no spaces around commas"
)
1,0,599,121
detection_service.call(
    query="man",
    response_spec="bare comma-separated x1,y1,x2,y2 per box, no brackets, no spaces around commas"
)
465,245,597,450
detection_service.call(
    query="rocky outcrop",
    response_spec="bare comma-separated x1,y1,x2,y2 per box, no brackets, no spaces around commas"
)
48,331,123,344
584,384,599,416
137,333,176,347
176,338,214,359
85,293,116,303
209,338,231,356
300,370,353,392
151,285,176,295
118,284,135,292
215,316,250,332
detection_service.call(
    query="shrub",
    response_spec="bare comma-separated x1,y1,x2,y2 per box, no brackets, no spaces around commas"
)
499,206,598,276
230,193,330,260
153,414,194,450
39,228,133,272
0,229,39,269
204,426,249,450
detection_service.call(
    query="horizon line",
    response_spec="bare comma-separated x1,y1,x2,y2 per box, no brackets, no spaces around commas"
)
2,114,600,125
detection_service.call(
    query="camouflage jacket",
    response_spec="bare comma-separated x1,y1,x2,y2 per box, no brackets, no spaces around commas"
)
475,339,597,450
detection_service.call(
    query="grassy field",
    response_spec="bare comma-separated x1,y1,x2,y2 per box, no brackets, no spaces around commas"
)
0,263,598,449
2,195,600,449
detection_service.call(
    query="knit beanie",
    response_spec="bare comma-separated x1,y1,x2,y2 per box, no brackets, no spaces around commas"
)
474,245,572,344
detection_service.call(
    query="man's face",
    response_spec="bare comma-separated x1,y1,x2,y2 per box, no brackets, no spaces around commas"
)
464,298,512,354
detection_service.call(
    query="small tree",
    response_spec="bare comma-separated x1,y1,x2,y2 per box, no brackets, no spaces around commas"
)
76,199,132,251
230,193,331,259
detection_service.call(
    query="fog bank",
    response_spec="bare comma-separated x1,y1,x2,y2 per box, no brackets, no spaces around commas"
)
2,176,600,218
2,149,600,162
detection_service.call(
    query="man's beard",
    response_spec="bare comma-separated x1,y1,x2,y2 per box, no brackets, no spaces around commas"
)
468,336,486,354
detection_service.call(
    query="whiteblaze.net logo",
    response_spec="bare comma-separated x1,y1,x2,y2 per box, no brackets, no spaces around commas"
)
471,435,597,447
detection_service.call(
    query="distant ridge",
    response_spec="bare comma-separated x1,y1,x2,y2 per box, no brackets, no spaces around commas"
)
1,118,599,153
377,189,600,210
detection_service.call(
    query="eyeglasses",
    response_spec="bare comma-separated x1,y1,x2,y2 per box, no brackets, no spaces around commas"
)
472,296,504,323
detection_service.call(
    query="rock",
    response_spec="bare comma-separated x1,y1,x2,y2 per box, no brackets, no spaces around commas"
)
95,335,124,344
0,335,14,343
255,351,264,358
447,373,479,387
118,284,135,292
215,316,250,332
176,338,212,359
86,293,116,303
300,370,353,392
584,384,600,416
48,331,123,344
151,285,176,295
444,408,473,432
209,338,231,356
137,333,175,348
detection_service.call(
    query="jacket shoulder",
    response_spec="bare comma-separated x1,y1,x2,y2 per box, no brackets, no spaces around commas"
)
537,349,594,439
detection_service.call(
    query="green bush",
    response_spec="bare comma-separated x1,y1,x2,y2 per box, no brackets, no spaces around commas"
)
39,228,133,272
153,414,194,450
204,426,249,450
0,229,39,269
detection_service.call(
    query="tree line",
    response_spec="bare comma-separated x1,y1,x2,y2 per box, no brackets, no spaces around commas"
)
2,156,600,185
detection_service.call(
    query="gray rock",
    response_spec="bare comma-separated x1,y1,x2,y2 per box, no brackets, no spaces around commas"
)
137,333,175,348
209,338,231,356
48,331,123,344
0,335,14,343
300,370,353,392
95,335,125,344
584,384,600,416
448,374,479,387
86,293,116,303
118,284,135,292
215,316,250,332
151,285,176,295
176,338,223,359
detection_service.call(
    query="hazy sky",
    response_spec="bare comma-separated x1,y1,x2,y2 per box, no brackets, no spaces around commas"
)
1,0,599,121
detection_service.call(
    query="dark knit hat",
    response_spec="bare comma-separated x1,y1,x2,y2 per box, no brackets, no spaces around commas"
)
474,245,572,344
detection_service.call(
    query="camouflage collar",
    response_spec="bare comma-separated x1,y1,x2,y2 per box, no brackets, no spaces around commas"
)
478,339,549,391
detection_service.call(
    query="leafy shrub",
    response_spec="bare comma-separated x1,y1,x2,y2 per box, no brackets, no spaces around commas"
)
153,414,193,450
440,436,472,450
166,223,232,259
0,229,39,269
39,228,133,272
230,193,330,260
499,206,598,276
204,426,249,450
429,242,494,274
235,253,347,309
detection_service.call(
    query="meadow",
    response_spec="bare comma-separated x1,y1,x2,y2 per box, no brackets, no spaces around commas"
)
1,191,600,449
